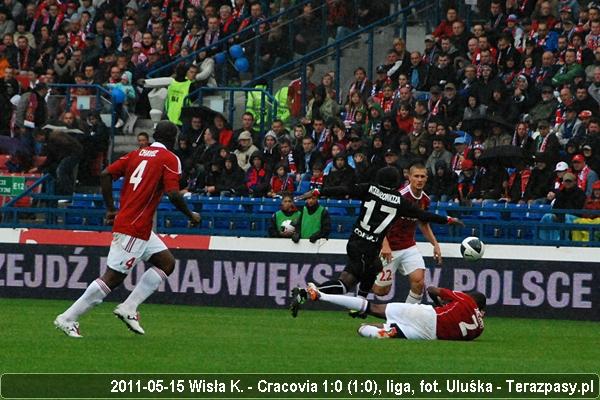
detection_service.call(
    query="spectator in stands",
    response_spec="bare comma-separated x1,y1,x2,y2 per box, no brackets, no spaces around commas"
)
215,153,247,196
293,3,321,55
347,67,372,103
352,149,373,184
571,180,600,242
534,119,561,164
35,129,83,195
539,171,586,240
571,154,599,195
268,163,294,197
305,85,340,123
288,65,316,122
556,106,583,146
552,49,584,86
245,152,270,197
262,131,280,171
136,132,150,149
455,158,478,205
426,136,452,176
526,152,555,204
426,160,456,202
502,160,532,204
433,8,458,40
233,112,259,146
296,135,323,179
269,193,301,238
234,130,259,172
323,153,355,198
309,163,325,191
15,82,48,151
292,192,331,243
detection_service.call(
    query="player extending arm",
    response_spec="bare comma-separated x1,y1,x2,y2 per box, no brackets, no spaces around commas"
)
55,121,200,338
304,283,486,341
290,167,463,318
373,163,443,304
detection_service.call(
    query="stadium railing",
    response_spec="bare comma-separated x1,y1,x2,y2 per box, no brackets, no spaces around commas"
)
47,83,117,162
184,86,279,136
240,0,431,113
2,189,600,247
146,0,320,79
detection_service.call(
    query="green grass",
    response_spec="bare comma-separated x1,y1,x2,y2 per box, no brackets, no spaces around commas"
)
0,298,598,374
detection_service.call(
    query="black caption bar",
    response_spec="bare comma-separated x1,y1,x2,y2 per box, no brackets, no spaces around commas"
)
1,373,598,399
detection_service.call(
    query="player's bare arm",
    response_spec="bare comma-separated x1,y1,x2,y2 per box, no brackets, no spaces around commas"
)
380,236,392,262
100,169,118,224
167,190,201,226
418,222,442,264
426,286,445,306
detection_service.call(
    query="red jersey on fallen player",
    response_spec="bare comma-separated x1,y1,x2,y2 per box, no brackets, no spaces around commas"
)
106,142,181,241
386,185,430,250
434,288,485,341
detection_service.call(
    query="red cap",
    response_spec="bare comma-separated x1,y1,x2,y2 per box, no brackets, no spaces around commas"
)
461,159,474,170
593,181,600,190
579,110,592,119
572,154,586,163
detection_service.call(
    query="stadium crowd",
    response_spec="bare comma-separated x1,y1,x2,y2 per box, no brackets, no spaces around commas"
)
0,0,600,226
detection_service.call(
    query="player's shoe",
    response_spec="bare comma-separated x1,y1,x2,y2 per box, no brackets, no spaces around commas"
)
289,286,308,318
113,305,145,335
348,310,368,319
306,282,320,301
53,315,83,338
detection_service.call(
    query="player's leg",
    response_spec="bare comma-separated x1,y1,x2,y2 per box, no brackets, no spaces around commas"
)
114,232,172,334
371,254,400,297
397,246,426,304
54,234,135,338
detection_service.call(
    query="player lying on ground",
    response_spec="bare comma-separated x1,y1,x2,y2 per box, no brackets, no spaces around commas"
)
372,163,443,304
54,121,201,338
305,284,486,340
290,166,463,317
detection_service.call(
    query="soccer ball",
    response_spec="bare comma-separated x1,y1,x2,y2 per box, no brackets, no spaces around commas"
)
280,219,295,234
460,236,485,261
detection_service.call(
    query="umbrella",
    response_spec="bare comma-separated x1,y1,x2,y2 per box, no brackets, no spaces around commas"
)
477,145,532,168
486,114,514,131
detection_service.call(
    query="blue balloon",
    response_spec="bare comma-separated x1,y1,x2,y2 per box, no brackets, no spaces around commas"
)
214,52,227,65
111,87,125,105
229,44,244,59
234,57,249,73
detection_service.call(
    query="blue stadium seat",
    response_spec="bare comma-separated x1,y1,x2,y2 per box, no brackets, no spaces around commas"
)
296,180,310,194
113,178,124,191
525,204,551,220
506,203,528,220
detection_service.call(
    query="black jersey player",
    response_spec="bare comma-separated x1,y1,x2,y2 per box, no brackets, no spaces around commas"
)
290,167,463,317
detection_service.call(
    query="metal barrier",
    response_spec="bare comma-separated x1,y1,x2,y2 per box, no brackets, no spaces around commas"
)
184,86,279,136
241,0,430,111
147,0,318,79
2,194,600,247
48,83,117,162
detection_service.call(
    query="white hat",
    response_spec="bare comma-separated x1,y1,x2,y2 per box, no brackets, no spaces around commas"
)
555,161,569,172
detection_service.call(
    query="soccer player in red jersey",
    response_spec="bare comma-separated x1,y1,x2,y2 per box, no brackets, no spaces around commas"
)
305,284,486,341
54,121,201,338
372,163,442,304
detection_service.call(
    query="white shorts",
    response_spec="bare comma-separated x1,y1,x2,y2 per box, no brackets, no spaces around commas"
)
383,303,437,340
106,232,168,274
375,245,425,287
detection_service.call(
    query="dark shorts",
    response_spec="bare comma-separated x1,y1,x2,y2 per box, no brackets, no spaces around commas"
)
344,237,383,292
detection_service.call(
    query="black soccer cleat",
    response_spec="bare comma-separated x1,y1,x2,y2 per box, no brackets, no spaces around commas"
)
290,287,308,318
348,310,368,319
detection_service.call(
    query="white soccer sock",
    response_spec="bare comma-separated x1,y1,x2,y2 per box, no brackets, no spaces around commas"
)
121,267,167,311
405,290,423,304
358,324,384,338
62,279,111,322
318,292,368,313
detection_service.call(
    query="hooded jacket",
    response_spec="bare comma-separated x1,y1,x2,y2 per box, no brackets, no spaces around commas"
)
216,153,247,195
426,160,457,199
245,151,271,197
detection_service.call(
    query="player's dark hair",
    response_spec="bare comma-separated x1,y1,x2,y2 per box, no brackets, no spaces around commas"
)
137,132,149,140
153,121,178,148
467,291,487,311
375,166,400,189
280,192,294,201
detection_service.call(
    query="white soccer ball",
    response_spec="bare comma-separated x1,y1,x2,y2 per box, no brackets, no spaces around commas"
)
280,219,295,234
460,236,485,261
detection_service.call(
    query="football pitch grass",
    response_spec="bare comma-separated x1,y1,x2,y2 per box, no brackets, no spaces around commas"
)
1,298,598,374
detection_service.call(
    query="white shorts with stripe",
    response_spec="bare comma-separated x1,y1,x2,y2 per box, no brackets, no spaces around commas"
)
106,232,168,274
383,303,437,340
375,245,425,287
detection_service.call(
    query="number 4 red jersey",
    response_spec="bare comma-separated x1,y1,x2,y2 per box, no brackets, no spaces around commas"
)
106,142,181,241
434,288,485,341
